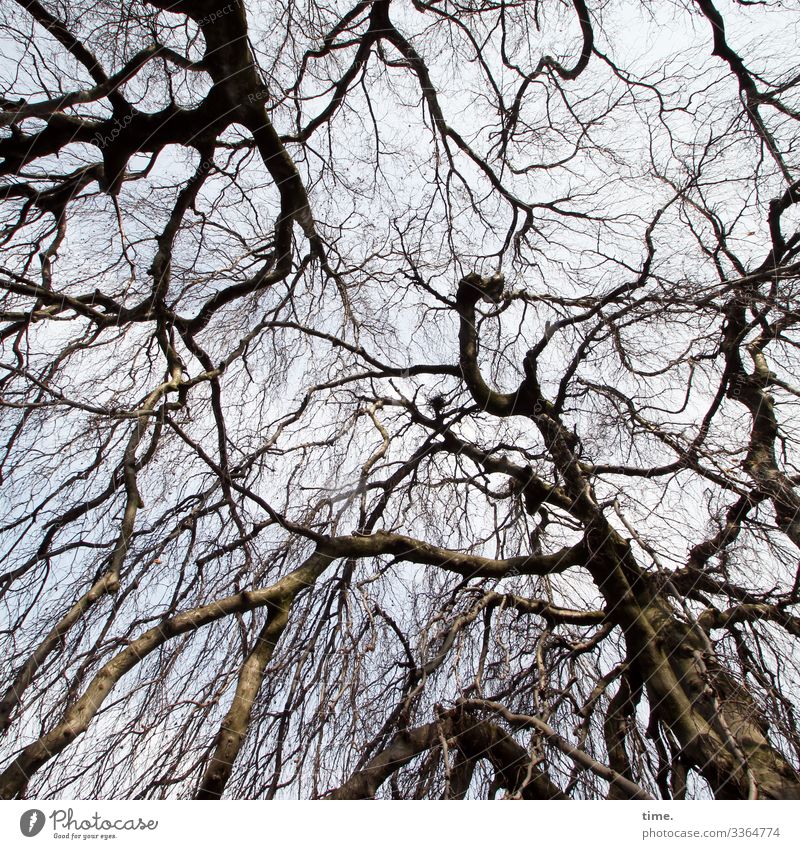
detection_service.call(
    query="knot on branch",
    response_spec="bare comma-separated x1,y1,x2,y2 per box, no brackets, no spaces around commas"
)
457,271,505,307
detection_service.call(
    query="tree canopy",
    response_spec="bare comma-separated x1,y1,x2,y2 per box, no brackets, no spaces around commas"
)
1,0,800,800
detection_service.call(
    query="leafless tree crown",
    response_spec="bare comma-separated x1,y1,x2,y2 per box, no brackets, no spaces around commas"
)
1,0,800,800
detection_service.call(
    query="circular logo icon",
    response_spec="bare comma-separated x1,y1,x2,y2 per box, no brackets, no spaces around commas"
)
20,810,46,837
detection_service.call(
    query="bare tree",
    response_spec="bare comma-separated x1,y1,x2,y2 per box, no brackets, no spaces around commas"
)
1,0,800,800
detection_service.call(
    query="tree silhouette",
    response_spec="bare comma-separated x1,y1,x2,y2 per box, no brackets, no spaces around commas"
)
1,0,800,800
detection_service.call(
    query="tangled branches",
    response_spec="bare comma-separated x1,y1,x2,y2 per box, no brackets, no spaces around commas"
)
1,0,800,800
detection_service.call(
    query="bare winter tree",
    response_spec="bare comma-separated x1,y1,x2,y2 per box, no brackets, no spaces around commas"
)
1,0,800,800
